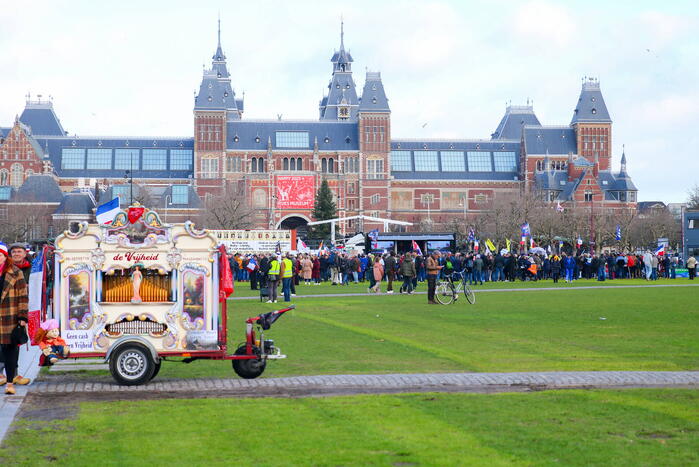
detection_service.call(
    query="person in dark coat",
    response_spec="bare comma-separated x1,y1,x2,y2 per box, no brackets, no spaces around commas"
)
550,255,562,283
0,242,30,394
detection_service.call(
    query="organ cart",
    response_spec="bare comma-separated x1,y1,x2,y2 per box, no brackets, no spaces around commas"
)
50,204,292,385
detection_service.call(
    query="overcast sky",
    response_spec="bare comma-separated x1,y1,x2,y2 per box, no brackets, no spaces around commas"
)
1,0,696,203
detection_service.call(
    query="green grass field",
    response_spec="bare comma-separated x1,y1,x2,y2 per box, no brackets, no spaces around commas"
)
3,390,698,466
44,281,699,380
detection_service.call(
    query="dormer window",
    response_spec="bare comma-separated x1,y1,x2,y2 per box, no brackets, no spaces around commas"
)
372,97,377,104
591,108,597,114
233,135,239,143
255,136,261,143
224,91,228,97
346,84,350,89
324,137,330,143
207,96,213,102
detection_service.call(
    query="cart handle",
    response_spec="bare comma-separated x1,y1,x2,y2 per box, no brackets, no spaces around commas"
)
246,305,295,327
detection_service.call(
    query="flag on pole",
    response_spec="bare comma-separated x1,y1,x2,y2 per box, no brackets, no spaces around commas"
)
27,247,48,345
467,228,475,243
505,238,511,251
474,239,480,251
246,256,257,271
615,225,622,241
218,245,234,302
521,223,531,237
520,235,526,245
411,240,423,256
275,241,282,255
530,237,536,249
576,236,583,247
654,244,665,256
485,239,496,252
318,240,324,251
95,198,120,225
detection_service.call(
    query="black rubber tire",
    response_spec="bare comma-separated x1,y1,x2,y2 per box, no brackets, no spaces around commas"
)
435,282,455,305
232,344,266,379
464,285,476,305
149,359,162,381
109,343,156,386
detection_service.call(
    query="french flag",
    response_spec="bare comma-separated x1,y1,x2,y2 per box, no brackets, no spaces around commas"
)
27,247,48,345
654,245,665,256
96,198,120,225
411,240,423,256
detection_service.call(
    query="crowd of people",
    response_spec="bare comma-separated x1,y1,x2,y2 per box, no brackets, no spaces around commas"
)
229,248,698,304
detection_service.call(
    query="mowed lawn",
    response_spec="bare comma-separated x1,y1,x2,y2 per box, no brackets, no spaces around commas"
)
146,282,697,380
3,390,698,466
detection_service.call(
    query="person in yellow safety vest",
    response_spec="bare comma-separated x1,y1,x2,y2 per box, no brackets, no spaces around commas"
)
266,256,281,303
281,255,294,302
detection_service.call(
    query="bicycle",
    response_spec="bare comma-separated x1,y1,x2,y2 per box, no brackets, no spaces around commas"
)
435,272,476,305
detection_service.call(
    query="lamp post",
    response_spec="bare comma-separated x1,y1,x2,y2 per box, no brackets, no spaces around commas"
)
269,194,277,229
422,196,432,226
164,194,171,224
458,194,468,221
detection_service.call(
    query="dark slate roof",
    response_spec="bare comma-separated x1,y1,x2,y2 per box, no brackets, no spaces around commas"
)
534,168,568,192
54,192,95,215
573,155,594,167
0,127,10,138
571,78,612,124
19,102,67,136
37,136,194,179
359,72,390,112
14,175,64,203
491,105,541,140
194,71,239,113
227,120,359,151
523,126,577,155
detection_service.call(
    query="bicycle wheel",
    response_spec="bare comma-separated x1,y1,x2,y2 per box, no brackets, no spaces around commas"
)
435,282,455,305
464,284,476,304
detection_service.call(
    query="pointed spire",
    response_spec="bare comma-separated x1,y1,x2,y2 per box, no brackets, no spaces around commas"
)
340,16,345,51
213,15,226,62
620,144,627,174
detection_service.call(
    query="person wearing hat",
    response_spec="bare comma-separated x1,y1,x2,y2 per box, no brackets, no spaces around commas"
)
10,243,31,280
0,242,31,394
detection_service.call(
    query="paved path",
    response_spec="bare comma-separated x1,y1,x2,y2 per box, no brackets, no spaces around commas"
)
0,344,41,443
230,283,699,300
28,371,699,396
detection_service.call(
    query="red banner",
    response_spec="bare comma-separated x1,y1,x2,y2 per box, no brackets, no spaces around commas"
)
276,176,315,209
128,206,145,224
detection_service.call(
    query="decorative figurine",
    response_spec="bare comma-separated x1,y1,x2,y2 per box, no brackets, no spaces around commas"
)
36,319,70,366
131,264,143,304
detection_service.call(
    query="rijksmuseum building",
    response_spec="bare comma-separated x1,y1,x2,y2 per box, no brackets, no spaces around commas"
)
0,25,637,237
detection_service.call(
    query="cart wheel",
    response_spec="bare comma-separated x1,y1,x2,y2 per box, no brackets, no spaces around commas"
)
109,344,156,386
232,344,266,379
435,282,455,305
149,359,162,381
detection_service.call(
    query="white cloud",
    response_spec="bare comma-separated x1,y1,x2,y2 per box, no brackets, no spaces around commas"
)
511,1,576,48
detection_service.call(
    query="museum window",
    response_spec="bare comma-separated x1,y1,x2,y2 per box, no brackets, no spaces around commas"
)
467,151,492,171
170,149,193,171
61,148,85,170
171,185,189,205
142,149,167,171
390,151,411,171
440,151,465,172
347,182,355,194
493,152,517,172
420,193,434,205
201,158,218,179
414,151,439,171
0,186,10,200
10,164,23,188
366,159,384,179
584,192,593,202
114,149,140,170
251,157,265,173
322,157,335,174
0,169,8,186
283,157,289,170
370,194,380,205
226,156,242,172
348,199,356,210
0,206,7,220
86,148,112,170
276,131,309,148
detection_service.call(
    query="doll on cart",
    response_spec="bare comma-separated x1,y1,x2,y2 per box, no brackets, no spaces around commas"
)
35,319,70,366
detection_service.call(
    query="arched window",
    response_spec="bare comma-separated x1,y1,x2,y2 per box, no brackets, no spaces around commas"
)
322,158,327,173
283,158,289,170
289,157,295,171
536,160,542,171
257,158,265,173
328,158,334,174
297,158,302,170
0,169,8,185
10,163,23,187
251,157,258,172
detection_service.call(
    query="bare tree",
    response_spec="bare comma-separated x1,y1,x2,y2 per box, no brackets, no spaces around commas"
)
200,186,254,230
687,184,699,209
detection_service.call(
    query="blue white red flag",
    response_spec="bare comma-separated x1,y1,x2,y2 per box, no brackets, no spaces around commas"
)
654,244,665,256
615,225,622,241
467,228,475,242
576,236,583,246
473,239,479,251
411,240,423,256
521,223,531,237
27,247,48,345
246,256,257,271
96,198,120,225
